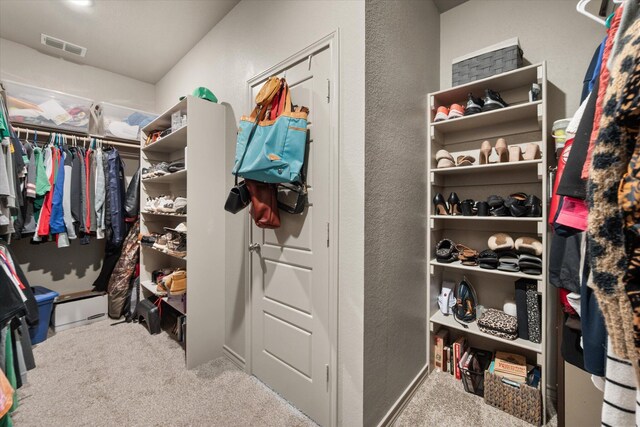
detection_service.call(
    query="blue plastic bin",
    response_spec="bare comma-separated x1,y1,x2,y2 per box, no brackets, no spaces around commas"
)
29,286,59,345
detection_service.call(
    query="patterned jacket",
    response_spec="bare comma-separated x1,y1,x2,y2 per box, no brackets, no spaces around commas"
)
587,18,640,372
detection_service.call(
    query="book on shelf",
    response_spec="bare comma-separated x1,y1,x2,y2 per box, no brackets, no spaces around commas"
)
446,346,453,375
453,337,467,380
495,351,527,378
434,329,449,371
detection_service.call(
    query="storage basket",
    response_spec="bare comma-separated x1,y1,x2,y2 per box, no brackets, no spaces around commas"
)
3,80,93,133
484,371,542,426
460,348,493,397
452,38,523,86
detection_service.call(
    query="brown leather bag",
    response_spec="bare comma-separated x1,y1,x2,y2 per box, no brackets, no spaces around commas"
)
245,180,281,229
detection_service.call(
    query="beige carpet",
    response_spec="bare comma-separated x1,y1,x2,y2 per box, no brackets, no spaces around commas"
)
12,319,315,427
13,319,558,426
395,370,558,427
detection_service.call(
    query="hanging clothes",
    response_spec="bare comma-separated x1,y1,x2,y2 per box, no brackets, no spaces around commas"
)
106,220,139,318
587,17,640,373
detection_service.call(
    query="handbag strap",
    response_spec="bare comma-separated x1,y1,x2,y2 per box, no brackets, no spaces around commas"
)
235,104,267,185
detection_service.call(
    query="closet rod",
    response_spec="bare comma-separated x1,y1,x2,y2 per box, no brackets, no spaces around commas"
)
11,125,140,149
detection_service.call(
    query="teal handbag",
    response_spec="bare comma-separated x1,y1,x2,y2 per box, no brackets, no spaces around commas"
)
233,80,308,184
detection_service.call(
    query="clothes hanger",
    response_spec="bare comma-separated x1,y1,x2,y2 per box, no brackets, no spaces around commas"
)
577,0,607,25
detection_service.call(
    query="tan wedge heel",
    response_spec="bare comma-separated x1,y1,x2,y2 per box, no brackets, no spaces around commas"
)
508,146,523,162
480,140,492,165
523,143,541,160
495,138,508,163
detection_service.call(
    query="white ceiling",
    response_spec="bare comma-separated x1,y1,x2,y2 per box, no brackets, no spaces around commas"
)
0,0,240,83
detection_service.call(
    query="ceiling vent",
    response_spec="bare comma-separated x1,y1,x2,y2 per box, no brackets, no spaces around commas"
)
40,34,87,57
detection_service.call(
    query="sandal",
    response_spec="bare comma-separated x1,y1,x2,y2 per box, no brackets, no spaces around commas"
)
456,155,476,167
436,239,459,263
456,244,479,266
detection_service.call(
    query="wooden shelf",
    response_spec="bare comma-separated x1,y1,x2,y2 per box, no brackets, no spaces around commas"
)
142,169,187,184
429,259,542,280
140,281,186,315
431,101,542,135
141,244,187,261
432,159,542,176
431,63,542,107
143,97,187,132
142,125,187,153
430,311,542,354
431,216,542,222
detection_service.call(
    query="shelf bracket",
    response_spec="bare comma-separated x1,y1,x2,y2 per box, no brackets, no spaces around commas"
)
537,220,545,236
429,171,435,184
429,264,435,276
536,353,544,365
429,217,434,229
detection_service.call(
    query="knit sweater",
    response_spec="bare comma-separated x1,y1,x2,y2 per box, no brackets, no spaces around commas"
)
587,19,640,366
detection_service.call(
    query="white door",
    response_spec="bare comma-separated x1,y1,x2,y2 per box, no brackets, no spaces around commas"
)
250,44,333,426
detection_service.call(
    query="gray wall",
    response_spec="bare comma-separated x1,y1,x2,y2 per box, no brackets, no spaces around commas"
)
1,37,153,295
440,0,606,122
363,0,439,425
439,0,605,412
154,1,366,425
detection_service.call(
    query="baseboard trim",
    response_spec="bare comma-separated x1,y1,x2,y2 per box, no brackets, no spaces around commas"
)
223,345,245,370
377,364,429,427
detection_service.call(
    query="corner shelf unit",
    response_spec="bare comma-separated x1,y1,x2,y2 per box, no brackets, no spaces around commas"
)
139,96,226,369
426,63,550,422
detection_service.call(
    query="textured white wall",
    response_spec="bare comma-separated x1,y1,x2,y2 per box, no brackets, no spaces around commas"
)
154,1,365,424
0,38,155,111
363,0,439,425
0,37,152,295
440,0,605,121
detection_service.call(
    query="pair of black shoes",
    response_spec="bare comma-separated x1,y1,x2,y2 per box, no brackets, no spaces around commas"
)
488,193,542,217
433,192,462,215
464,89,509,116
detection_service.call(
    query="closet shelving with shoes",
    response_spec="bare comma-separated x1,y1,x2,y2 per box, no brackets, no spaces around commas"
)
427,62,549,421
139,95,226,368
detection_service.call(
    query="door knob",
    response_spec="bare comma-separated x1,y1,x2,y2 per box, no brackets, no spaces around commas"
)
248,243,260,252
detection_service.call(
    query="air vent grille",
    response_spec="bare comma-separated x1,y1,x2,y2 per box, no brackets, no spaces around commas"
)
40,34,87,57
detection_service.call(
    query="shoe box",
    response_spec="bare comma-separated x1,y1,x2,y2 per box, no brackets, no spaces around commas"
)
52,290,108,332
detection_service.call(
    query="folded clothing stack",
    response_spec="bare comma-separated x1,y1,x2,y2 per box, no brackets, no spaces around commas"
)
478,308,518,340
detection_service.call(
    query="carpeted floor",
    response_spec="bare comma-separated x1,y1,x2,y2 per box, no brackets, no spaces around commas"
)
396,370,557,427
12,319,315,427
13,319,557,426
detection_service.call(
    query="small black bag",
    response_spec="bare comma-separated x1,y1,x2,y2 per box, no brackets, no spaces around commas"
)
277,182,308,215
453,277,478,327
224,179,250,213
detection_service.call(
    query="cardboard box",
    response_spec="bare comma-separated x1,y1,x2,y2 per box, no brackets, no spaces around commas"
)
434,330,449,371
495,351,528,378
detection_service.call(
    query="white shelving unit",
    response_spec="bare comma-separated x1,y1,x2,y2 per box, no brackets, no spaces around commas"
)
426,63,550,421
139,96,226,369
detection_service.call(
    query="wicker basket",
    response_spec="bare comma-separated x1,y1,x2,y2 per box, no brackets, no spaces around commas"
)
452,38,523,86
484,371,542,426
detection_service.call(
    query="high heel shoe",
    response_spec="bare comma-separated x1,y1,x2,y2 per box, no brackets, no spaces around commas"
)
448,192,461,215
433,193,449,216
508,146,523,162
480,140,493,165
495,138,508,163
523,143,541,160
